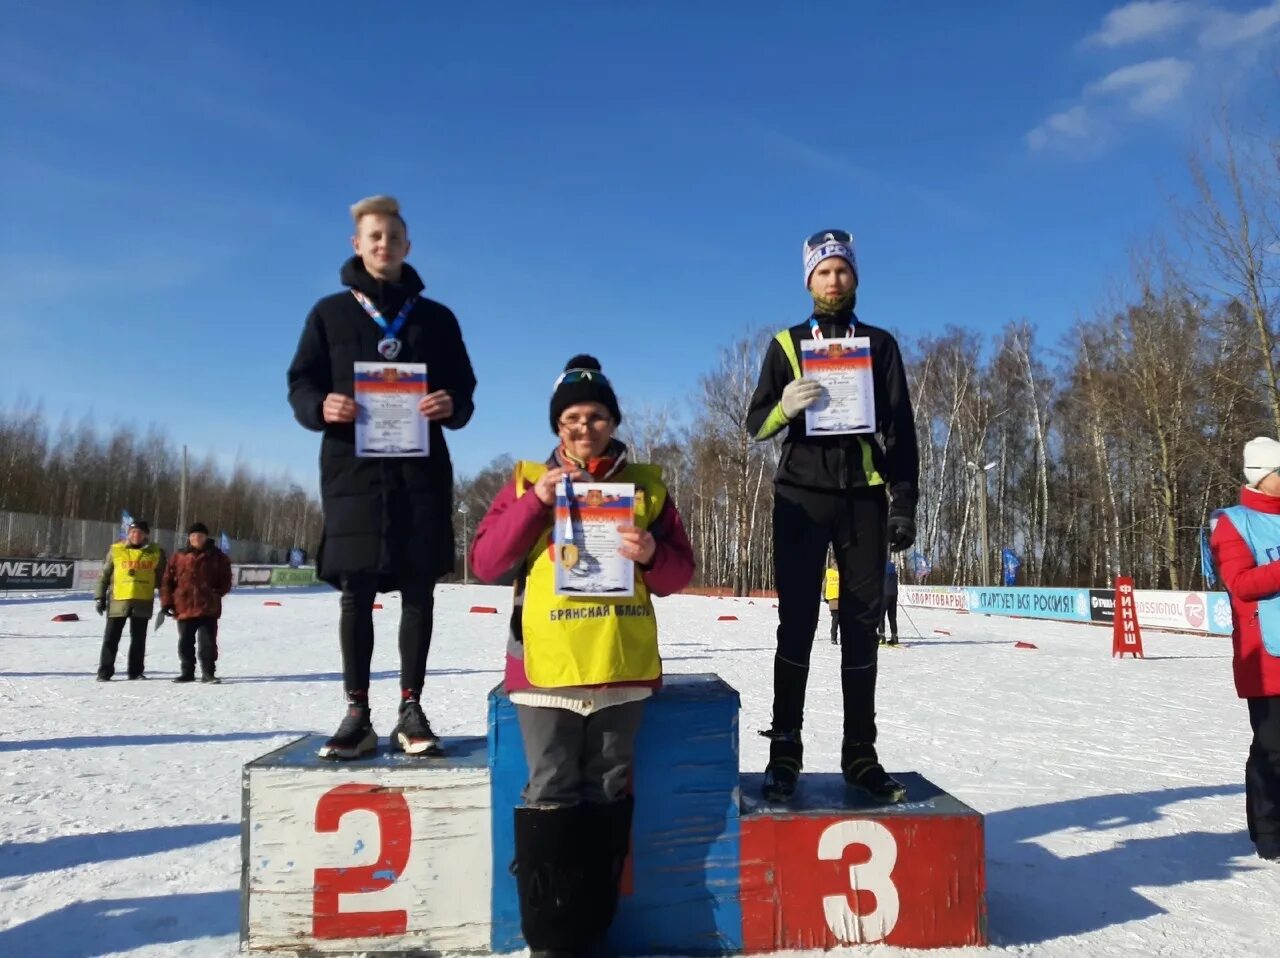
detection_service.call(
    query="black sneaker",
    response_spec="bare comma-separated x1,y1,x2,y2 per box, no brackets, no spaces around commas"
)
173,674,195,683
842,742,907,804
201,675,222,685
127,674,147,680
760,729,803,802
318,705,377,760
391,699,442,756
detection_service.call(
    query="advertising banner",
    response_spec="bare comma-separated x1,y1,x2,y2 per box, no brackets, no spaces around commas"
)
1088,589,1116,624
269,567,317,587
899,586,969,611
0,557,76,590
965,587,1092,623
1133,590,1231,636
237,566,274,587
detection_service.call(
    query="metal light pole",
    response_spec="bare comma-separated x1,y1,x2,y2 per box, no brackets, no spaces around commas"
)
457,502,470,585
967,460,997,586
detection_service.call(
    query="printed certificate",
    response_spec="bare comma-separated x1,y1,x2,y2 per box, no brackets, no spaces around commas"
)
353,362,429,457
552,480,636,597
801,337,875,435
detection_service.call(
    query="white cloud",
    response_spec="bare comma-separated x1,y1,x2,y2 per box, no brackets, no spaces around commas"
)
1199,0,1280,47
1085,57,1194,113
1086,1,1201,47
1027,106,1095,152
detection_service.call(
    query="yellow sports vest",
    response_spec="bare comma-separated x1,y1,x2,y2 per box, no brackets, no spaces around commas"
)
824,567,840,601
110,542,163,601
515,460,666,688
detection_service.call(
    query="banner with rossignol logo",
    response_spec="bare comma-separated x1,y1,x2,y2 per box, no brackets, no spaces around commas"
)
900,584,1231,635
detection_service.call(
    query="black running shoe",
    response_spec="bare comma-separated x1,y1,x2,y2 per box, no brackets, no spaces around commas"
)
201,675,221,684
842,742,907,804
318,705,376,760
760,729,803,802
173,674,195,683
127,674,147,680
391,699,442,756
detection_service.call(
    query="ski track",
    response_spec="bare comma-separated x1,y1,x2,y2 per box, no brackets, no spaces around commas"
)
0,586,1275,956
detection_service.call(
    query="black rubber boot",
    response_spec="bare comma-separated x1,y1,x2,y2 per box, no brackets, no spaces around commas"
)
578,795,634,953
513,805,587,954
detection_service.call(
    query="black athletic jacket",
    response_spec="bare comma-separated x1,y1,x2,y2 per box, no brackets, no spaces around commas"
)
745,314,919,515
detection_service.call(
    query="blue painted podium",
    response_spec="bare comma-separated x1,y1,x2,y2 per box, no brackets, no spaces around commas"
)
488,674,743,955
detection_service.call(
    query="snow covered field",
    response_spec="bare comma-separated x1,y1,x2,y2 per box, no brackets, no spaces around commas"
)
1,586,1275,957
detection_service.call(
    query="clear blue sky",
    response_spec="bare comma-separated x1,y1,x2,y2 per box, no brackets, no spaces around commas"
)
3,1,1278,488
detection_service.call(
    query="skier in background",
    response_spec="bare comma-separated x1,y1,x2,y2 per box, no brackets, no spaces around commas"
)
825,558,840,644
881,559,899,645
161,522,232,683
746,228,919,804
94,519,166,681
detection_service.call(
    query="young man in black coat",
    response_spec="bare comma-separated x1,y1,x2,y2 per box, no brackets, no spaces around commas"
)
288,195,477,760
746,229,919,803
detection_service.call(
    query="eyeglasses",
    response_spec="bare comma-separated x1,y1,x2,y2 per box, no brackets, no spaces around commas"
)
805,229,853,249
558,413,613,431
552,368,612,389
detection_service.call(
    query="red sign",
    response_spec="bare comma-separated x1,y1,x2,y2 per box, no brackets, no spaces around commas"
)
739,812,985,949
1111,576,1145,658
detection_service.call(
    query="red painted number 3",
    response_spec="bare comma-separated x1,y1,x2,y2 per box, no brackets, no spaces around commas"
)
313,783,412,939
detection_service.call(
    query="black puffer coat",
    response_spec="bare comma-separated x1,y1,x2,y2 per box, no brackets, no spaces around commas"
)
287,257,477,590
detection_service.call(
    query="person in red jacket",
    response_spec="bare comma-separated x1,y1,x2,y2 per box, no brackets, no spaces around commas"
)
160,522,233,683
1209,436,1280,862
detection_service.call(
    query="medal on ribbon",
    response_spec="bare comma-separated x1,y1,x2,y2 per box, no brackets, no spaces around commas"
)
352,290,417,361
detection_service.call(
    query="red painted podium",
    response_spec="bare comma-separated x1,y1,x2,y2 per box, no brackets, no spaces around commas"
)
738,772,986,950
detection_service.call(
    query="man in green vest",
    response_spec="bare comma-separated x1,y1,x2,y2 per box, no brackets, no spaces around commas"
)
746,229,919,803
94,519,166,681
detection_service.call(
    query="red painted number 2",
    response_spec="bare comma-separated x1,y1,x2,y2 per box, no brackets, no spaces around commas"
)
313,783,412,939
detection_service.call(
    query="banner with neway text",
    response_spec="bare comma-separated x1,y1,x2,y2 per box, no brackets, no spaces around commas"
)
0,558,75,590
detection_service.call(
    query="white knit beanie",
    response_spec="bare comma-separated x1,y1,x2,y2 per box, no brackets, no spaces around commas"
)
1244,436,1280,486
803,231,857,287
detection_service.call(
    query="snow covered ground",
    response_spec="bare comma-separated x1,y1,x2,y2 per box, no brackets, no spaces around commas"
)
1,586,1275,957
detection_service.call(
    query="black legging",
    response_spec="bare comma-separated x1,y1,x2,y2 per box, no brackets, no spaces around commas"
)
771,484,887,743
339,573,436,695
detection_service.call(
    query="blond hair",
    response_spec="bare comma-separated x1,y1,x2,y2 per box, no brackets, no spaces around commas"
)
350,195,407,229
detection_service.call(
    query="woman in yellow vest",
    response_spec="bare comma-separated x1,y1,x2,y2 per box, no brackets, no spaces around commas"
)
470,354,695,957
824,559,840,645
94,519,166,680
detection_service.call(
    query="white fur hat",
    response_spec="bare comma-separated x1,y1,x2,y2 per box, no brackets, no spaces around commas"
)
1244,436,1280,486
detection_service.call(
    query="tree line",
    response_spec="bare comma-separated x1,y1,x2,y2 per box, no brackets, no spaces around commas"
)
0,403,321,555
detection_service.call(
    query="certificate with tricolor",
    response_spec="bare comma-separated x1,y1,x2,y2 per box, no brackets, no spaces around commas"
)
800,336,875,436
552,481,636,597
353,361,429,458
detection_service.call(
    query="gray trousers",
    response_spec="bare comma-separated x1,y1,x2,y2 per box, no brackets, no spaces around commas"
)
515,701,645,807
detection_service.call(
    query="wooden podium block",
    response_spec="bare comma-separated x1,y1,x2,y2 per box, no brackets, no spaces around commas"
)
241,735,492,954
738,772,986,950
488,674,744,955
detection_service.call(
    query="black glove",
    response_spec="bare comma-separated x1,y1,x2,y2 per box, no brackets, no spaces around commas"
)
95,597,106,616
887,509,916,553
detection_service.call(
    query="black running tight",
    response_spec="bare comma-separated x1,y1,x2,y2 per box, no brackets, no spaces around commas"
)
338,573,436,696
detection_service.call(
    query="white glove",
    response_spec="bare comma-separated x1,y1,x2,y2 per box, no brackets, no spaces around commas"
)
781,378,824,419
